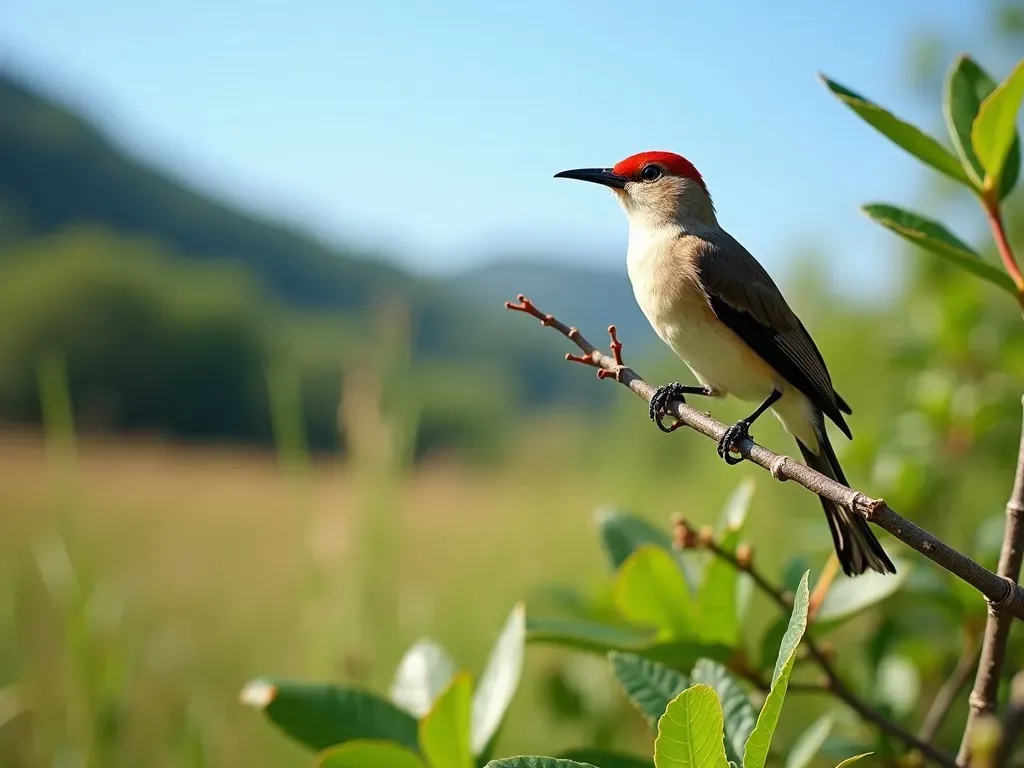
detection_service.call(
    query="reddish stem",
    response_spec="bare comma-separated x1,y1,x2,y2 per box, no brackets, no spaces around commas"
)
984,203,1024,302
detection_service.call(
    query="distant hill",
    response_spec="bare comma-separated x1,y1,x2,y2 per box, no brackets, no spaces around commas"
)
0,68,625,417
0,70,419,312
452,259,659,355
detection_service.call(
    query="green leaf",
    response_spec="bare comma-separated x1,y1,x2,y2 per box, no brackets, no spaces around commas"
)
785,715,834,768
973,58,1024,194
597,508,675,570
944,55,1021,198
814,559,909,630
742,571,811,768
240,679,419,754
690,660,756,767
697,555,739,646
420,673,474,768
609,651,688,725
654,684,730,768
820,74,973,186
472,603,525,756
614,545,696,638
639,641,735,669
698,480,755,646
526,618,655,653
559,748,654,768
318,740,428,768
596,509,701,590
390,639,458,718
486,759,598,768
834,754,873,768
862,203,1017,295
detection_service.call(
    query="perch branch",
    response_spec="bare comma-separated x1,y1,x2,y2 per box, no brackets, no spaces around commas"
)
957,399,1024,766
505,295,1024,621
671,515,956,767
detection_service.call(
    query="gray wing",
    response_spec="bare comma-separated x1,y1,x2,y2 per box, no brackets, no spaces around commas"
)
693,233,852,439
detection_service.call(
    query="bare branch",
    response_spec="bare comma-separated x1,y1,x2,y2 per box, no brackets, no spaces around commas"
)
670,514,956,767
957,399,1024,765
505,295,1024,621
918,634,982,743
996,673,1024,766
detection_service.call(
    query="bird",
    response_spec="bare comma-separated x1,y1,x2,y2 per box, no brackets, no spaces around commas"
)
554,150,895,577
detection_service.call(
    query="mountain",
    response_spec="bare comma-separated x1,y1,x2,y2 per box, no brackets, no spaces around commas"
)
0,70,419,313
453,259,659,355
0,67,624,440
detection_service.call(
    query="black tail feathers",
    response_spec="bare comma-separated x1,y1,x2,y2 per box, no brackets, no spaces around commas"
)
796,427,896,577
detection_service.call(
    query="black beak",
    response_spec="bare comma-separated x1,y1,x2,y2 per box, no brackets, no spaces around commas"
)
554,167,627,189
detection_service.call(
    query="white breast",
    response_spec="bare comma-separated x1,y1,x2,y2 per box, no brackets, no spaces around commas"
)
625,222,818,445
622,225,782,405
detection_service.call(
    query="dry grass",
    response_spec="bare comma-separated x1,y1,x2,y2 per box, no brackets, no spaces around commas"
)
0,428,655,767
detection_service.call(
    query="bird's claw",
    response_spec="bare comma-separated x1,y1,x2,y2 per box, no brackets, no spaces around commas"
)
717,420,751,465
649,382,687,433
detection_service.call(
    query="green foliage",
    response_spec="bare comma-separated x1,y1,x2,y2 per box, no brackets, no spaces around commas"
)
654,685,729,768
972,58,1024,195
697,480,754,647
419,675,474,768
826,54,1024,305
246,604,525,766
241,680,421,754
944,56,1021,198
597,509,677,573
819,75,974,187
557,749,653,768
860,204,1017,295
689,660,756,766
742,572,810,768
608,653,688,726
613,546,696,639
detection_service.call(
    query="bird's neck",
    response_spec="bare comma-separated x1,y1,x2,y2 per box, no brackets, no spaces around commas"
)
624,212,717,285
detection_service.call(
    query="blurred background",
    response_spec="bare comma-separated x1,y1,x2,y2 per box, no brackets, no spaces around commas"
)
1,1,1024,765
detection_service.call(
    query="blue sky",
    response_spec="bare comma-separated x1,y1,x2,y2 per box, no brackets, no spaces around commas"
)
0,0,1013,295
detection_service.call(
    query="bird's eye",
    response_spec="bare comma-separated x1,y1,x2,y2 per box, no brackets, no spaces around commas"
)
639,164,663,182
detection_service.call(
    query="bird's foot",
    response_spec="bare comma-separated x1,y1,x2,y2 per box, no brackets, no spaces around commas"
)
717,420,751,465
649,382,689,433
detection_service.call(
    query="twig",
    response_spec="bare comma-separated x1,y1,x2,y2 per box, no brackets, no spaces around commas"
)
996,672,1024,766
918,634,982,743
672,514,792,612
505,294,1024,621
957,399,1024,766
671,515,956,767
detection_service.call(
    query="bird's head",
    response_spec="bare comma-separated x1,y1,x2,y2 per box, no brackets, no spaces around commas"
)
555,151,716,231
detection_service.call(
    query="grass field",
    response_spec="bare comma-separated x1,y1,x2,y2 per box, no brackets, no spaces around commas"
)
0,402,857,768
1,354,977,768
